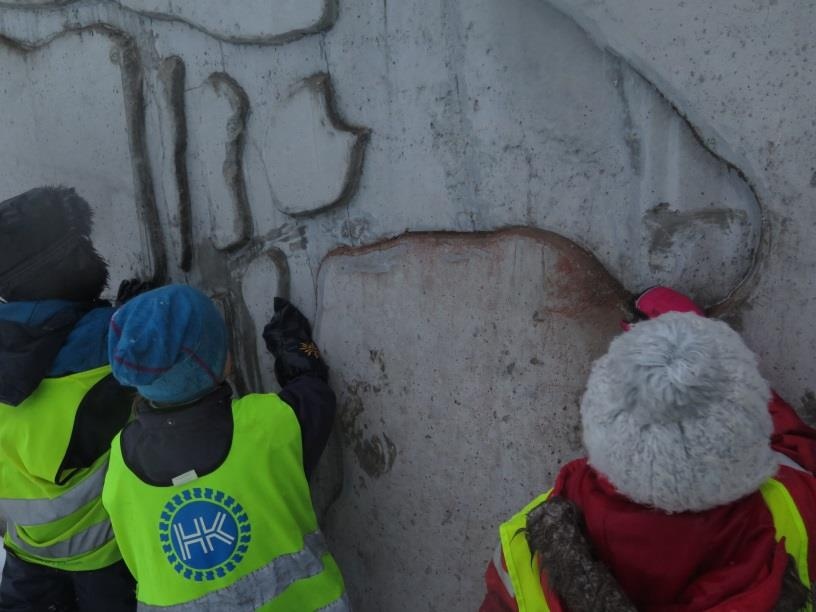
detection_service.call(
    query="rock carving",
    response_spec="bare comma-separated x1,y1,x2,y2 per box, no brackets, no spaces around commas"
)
0,25,165,289
186,72,253,252
1,0,337,45
158,56,193,272
263,73,370,217
116,0,336,44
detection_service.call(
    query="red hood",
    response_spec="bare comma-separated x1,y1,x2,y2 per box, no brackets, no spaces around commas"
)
553,459,789,611
622,287,705,330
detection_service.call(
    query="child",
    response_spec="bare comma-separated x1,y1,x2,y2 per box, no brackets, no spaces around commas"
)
102,285,349,611
0,187,137,612
481,288,816,611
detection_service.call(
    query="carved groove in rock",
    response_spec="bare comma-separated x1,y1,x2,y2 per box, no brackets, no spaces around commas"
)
542,0,768,312
117,27,168,283
236,248,291,392
158,55,193,272
267,73,371,218
124,0,336,44
358,0,759,308
187,72,253,253
0,0,337,45
0,0,74,5
653,86,767,314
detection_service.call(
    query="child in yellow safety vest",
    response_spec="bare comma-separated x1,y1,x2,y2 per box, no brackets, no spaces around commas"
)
481,287,816,612
102,285,349,611
0,187,141,612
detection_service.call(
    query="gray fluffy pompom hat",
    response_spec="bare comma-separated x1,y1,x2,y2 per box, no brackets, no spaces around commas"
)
581,311,777,513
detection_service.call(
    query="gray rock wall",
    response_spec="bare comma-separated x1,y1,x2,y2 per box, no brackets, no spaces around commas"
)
0,0,812,609
315,229,627,610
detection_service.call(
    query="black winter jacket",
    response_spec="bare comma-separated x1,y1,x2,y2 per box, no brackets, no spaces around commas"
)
119,376,336,486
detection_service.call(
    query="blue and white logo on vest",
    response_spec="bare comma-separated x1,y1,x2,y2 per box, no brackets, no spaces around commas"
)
159,488,251,582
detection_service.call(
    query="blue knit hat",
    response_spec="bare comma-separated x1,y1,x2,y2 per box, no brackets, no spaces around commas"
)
108,285,227,404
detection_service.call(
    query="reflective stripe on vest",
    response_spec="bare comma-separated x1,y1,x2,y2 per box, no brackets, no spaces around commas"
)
316,593,352,612
0,459,108,526
492,542,515,597
500,479,811,612
135,531,350,612
7,517,113,560
0,366,121,570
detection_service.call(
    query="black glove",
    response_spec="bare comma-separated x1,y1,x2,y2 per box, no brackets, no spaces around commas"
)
262,297,328,386
115,278,156,307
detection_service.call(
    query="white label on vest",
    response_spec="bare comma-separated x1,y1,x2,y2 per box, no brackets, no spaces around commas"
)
171,470,199,486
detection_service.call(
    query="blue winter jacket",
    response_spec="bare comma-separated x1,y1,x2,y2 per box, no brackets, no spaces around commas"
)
0,300,133,473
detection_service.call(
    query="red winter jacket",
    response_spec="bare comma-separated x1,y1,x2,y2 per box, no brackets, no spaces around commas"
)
481,389,816,612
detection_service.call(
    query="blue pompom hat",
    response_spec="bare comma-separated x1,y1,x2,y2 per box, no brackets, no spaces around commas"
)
108,285,228,404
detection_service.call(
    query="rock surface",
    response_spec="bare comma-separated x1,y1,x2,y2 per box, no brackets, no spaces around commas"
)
117,0,334,43
315,229,628,610
0,27,162,294
0,0,813,609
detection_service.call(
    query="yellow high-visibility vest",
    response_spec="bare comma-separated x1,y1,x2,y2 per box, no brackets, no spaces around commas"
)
500,480,812,612
103,392,348,611
0,365,121,570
